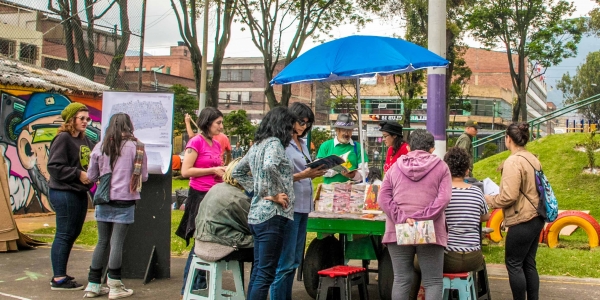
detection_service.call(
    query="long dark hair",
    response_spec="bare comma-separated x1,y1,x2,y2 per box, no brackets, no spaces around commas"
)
391,134,405,156
102,113,135,169
289,102,314,138
197,107,223,137
255,106,297,148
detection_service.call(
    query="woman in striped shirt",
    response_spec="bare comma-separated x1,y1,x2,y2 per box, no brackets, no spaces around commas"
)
411,147,490,298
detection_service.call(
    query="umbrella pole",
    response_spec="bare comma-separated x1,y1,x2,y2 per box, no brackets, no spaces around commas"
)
356,78,366,183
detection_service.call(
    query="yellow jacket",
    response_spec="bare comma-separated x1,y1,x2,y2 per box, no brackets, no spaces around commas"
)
487,150,541,227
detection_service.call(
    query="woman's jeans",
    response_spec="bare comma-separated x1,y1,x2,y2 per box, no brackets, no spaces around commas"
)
270,212,308,300
387,243,444,300
505,216,545,300
248,215,291,300
49,189,88,278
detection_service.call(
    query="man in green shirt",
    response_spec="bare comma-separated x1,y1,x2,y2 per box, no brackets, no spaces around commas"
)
455,119,480,176
317,114,369,184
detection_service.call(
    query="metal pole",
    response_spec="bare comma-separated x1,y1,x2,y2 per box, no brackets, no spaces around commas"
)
137,0,146,91
426,0,447,157
356,78,366,183
492,100,496,131
199,0,209,110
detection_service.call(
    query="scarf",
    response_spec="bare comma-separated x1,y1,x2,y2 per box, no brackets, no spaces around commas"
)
123,135,145,193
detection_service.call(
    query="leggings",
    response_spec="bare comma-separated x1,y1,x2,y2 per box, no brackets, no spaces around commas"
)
387,243,444,300
505,216,545,300
88,222,129,282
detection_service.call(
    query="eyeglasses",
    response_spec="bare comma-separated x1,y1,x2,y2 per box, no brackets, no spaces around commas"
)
76,116,92,122
297,120,312,127
382,134,391,138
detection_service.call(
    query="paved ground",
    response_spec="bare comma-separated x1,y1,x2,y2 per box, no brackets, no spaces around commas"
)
2,246,600,300
3,215,600,299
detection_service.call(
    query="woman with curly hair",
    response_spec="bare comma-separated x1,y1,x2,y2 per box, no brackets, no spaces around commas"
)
232,106,297,300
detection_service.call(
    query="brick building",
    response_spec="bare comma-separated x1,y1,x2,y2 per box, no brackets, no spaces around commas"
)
123,42,194,79
0,0,120,82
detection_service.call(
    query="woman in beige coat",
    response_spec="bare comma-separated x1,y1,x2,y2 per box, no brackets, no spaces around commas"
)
485,122,544,300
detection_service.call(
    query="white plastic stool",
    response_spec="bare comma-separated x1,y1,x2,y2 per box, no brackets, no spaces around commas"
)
183,255,245,300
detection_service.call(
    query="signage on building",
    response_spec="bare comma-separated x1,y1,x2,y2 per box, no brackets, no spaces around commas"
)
369,114,403,121
366,124,383,137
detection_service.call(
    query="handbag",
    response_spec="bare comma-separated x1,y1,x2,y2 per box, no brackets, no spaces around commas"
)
93,172,112,205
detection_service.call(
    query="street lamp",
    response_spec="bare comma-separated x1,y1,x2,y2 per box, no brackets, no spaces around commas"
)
153,65,165,91
492,99,497,131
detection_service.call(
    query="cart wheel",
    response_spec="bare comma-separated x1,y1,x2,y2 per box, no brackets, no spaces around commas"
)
302,235,343,299
378,246,393,300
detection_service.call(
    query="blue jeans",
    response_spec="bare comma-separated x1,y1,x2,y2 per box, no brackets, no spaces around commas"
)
270,212,308,300
181,242,207,295
248,215,291,300
49,189,88,278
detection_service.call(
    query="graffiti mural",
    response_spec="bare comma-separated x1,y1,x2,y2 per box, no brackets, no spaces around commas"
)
0,90,102,214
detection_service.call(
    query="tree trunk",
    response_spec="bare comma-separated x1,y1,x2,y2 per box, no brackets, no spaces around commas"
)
403,108,412,129
62,21,77,72
105,0,130,88
265,84,279,108
208,0,237,108
280,85,292,107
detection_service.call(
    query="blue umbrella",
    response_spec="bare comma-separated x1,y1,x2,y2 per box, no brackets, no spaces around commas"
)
270,35,448,85
271,35,448,183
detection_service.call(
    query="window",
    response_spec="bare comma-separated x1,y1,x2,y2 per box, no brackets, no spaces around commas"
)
220,69,252,82
0,38,16,58
19,43,38,65
218,91,251,103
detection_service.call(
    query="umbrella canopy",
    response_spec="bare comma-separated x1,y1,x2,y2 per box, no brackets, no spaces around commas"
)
271,35,449,85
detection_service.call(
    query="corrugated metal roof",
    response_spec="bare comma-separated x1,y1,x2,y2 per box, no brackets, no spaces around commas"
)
0,58,109,93
219,57,265,65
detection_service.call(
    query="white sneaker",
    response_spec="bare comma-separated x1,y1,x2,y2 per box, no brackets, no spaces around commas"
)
83,282,109,298
107,277,133,299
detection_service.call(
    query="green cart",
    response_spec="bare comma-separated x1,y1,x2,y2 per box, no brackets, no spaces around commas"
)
301,214,393,300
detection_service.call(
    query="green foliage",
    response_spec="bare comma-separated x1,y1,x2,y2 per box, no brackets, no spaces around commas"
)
556,51,600,120
466,0,586,122
235,0,373,108
170,84,199,135
474,133,600,217
311,127,331,152
481,143,498,159
584,132,600,170
222,110,256,147
324,80,366,121
391,71,425,129
590,5,600,37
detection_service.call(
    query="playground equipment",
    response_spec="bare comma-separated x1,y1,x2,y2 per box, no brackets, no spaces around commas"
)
485,209,600,249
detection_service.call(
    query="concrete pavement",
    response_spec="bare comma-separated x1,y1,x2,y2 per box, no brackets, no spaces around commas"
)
1,245,600,299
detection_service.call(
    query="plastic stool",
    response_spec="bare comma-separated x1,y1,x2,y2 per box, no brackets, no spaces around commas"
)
442,272,477,300
316,265,369,300
183,255,245,300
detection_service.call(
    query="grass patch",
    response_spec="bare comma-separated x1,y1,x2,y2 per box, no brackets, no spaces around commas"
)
172,178,190,193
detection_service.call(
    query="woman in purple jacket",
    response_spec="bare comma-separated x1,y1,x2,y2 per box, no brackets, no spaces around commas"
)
83,113,148,299
378,129,452,300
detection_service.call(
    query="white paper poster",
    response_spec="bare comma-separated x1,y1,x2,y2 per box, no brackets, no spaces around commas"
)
102,92,174,174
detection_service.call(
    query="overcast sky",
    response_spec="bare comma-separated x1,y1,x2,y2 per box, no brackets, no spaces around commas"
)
140,0,599,58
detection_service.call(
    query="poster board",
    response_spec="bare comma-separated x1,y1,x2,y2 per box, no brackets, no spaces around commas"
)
102,92,174,174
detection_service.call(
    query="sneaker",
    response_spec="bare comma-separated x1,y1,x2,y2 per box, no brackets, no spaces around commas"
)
83,282,109,298
51,276,84,290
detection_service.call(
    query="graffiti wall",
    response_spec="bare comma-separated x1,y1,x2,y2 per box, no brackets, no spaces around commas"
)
0,88,102,214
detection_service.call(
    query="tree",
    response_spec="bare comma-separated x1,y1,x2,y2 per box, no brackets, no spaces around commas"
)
235,0,369,108
171,84,199,134
171,0,203,105
447,46,473,128
590,2,600,36
556,51,600,121
105,0,131,88
48,0,129,85
223,110,256,146
391,71,425,129
323,80,364,122
466,0,586,122
208,0,238,106
311,127,331,152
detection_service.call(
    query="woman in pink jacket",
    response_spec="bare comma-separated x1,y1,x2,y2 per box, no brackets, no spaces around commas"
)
378,129,452,300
